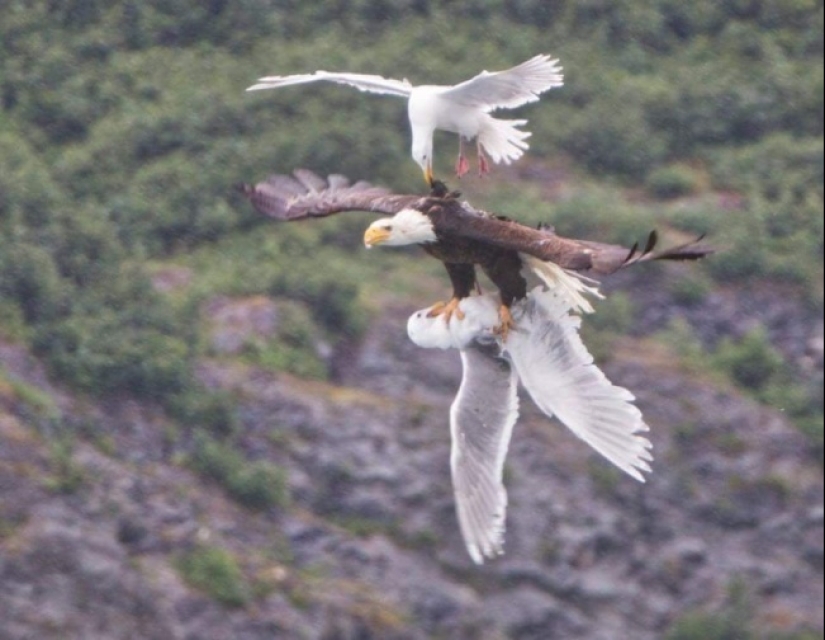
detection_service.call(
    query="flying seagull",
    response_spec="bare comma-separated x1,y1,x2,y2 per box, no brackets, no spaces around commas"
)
246,55,563,185
407,290,652,563
237,170,713,338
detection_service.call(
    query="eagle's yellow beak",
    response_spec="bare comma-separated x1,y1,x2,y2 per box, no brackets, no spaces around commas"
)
364,225,391,248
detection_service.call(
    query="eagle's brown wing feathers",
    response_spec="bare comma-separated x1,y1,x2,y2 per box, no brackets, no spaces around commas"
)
430,203,713,274
236,170,419,220
238,170,713,271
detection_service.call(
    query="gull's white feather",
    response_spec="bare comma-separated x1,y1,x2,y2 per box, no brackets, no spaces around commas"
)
247,56,563,178
407,287,652,563
507,289,652,482
407,296,499,350
521,255,604,315
450,344,519,564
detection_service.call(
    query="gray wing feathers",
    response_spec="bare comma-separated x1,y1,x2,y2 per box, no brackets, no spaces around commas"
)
450,343,519,564
239,170,417,220
442,54,563,111
507,291,652,482
247,71,413,98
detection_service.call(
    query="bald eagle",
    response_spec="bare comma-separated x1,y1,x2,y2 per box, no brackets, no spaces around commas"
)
407,290,652,563
237,169,713,564
246,55,563,185
237,170,713,337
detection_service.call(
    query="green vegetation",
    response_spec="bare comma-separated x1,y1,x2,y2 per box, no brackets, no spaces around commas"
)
713,328,823,453
0,1,821,448
665,578,822,640
176,545,251,607
190,433,290,511
44,434,86,494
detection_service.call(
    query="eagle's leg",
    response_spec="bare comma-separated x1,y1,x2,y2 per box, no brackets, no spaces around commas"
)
480,253,527,341
477,143,491,176
456,138,470,179
426,262,475,323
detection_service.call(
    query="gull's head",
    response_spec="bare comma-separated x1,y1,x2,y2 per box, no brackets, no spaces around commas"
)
411,134,434,186
363,208,437,248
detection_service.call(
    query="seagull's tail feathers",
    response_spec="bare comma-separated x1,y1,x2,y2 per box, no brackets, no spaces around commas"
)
521,255,604,315
478,116,531,165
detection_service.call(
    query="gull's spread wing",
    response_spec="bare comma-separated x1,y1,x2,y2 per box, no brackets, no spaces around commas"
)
247,71,413,98
407,297,518,564
440,54,563,111
450,342,519,564
506,289,653,482
236,170,419,220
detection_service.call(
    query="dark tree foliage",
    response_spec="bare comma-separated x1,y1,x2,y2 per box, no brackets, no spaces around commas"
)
0,0,821,443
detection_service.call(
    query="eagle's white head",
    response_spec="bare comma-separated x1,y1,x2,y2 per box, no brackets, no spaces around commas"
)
363,208,437,248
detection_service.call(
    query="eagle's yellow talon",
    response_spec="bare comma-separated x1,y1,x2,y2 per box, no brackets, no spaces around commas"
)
493,305,516,341
427,297,465,322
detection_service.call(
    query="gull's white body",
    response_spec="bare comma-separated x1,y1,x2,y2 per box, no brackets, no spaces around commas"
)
407,290,652,564
247,55,563,179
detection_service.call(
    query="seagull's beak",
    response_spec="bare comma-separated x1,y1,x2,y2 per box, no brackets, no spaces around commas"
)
364,226,391,248
424,164,434,187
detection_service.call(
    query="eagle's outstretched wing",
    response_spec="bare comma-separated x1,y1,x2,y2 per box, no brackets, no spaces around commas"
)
239,171,713,271
236,170,420,220
431,204,714,274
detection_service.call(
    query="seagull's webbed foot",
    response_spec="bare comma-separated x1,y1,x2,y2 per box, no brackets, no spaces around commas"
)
456,138,470,179
493,305,516,341
427,297,466,323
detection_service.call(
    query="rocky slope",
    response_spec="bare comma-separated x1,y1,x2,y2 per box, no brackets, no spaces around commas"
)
0,268,822,640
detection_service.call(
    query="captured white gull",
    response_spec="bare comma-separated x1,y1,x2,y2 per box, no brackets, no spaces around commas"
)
407,289,652,564
246,55,563,185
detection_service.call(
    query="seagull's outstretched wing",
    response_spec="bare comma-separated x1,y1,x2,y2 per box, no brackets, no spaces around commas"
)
450,342,519,564
407,297,518,564
440,54,563,111
236,170,419,220
247,71,413,98
507,289,653,482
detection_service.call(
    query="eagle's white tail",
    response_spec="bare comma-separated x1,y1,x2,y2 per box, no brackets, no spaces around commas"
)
521,255,604,315
478,116,531,165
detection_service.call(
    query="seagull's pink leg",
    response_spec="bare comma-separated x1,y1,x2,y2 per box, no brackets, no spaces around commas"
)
455,138,470,178
477,143,490,176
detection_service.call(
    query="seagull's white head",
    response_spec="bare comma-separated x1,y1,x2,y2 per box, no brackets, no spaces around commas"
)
411,128,434,186
363,208,437,248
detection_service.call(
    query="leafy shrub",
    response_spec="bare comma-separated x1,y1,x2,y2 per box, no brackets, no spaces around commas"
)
560,96,668,179
45,435,87,494
668,274,711,307
713,327,784,391
190,433,289,511
646,164,699,199
167,389,239,437
176,545,250,607
242,301,328,380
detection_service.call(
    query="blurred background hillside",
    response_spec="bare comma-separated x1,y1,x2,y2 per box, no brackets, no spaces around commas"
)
0,2,822,639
